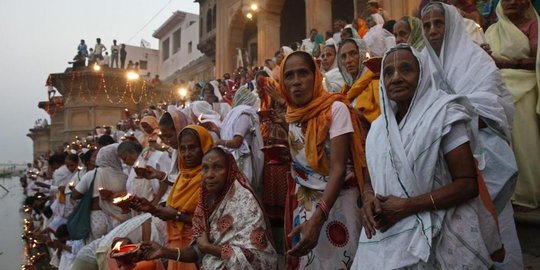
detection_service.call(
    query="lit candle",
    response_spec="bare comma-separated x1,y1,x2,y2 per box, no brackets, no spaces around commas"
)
365,52,371,59
99,187,104,191
69,181,74,187
112,241,122,252
112,193,132,204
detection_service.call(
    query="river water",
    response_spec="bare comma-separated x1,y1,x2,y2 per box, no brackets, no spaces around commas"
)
0,177,24,268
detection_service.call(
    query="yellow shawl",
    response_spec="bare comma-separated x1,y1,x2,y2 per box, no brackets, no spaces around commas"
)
279,51,367,190
340,69,381,123
166,125,214,233
486,2,540,112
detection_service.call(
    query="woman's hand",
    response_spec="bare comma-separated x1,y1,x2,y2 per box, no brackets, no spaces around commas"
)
138,241,163,260
196,232,211,252
375,195,411,233
130,197,156,213
142,166,162,180
286,216,324,257
153,206,177,221
200,121,220,134
360,191,382,239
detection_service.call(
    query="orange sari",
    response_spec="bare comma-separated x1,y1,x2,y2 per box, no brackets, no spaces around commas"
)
165,125,213,270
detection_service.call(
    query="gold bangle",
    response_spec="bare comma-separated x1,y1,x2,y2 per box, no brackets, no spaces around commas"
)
429,193,438,211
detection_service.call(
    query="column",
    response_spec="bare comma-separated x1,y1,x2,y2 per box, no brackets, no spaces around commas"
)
305,0,332,36
257,10,281,66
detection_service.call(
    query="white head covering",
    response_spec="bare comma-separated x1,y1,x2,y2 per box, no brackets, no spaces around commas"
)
422,2,514,141
357,44,501,269
364,13,395,57
281,46,294,56
191,100,222,127
209,80,223,101
337,38,369,87
96,143,122,171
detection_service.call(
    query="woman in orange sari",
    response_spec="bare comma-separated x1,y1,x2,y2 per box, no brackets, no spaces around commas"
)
137,125,213,270
280,51,366,269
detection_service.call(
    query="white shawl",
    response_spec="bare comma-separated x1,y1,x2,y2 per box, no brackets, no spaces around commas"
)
422,3,515,141
355,46,501,269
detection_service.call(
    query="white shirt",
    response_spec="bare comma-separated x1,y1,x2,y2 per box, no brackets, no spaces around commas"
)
301,38,315,54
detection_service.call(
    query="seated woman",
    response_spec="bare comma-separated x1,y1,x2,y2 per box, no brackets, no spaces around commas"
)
279,51,366,269
353,44,503,269
134,125,213,270
393,16,425,51
486,0,540,211
136,147,277,269
321,38,345,92
338,38,381,125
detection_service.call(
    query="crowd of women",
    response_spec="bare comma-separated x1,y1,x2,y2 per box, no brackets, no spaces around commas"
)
20,0,539,269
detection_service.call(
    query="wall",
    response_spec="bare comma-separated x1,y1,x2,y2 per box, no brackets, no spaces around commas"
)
124,45,159,77
155,13,204,81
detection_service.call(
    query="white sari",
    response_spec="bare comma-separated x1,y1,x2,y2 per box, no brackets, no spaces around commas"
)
353,46,502,269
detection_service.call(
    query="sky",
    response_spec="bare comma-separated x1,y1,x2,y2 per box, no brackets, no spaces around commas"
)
0,0,199,164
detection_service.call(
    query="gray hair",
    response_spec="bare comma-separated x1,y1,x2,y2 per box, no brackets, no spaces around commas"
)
117,141,143,157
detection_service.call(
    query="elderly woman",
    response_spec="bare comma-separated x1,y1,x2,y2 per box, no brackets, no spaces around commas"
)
321,38,346,92
353,44,504,269
279,51,366,269
136,147,277,269
486,0,540,211
422,3,522,268
214,86,264,194
134,125,213,270
73,144,130,241
338,38,381,124
364,13,395,57
393,16,425,50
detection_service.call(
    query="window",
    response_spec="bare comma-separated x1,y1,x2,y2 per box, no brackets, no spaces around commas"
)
162,38,170,61
173,28,181,54
206,9,212,33
139,60,148,70
188,41,192,53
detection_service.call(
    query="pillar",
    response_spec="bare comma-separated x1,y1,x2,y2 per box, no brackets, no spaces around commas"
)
305,0,332,36
257,10,281,66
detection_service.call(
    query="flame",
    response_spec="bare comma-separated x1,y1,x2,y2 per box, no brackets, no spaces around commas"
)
113,241,122,252
365,52,371,59
112,193,132,204
69,181,75,187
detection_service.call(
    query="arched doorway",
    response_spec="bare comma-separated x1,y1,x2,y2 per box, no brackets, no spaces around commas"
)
280,0,306,47
332,0,356,25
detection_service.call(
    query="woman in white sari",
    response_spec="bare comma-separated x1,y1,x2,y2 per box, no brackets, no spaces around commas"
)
353,44,504,269
215,86,264,194
486,0,540,210
364,13,396,57
422,3,522,268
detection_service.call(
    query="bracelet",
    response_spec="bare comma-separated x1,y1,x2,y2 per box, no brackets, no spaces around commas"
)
159,171,168,183
429,193,438,211
176,247,181,261
316,199,330,221
176,211,183,221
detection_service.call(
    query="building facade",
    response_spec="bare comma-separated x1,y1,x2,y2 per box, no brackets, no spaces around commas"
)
196,0,420,77
124,45,159,77
153,11,213,83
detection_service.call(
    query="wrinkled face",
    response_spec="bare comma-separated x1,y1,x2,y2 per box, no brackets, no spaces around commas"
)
119,151,139,166
283,54,315,107
321,46,337,71
382,49,420,104
422,9,445,56
202,151,228,195
501,0,530,18
393,20,412,45
159,124,178,149
179,133,203,169
340,41,361,78
65,159,79,173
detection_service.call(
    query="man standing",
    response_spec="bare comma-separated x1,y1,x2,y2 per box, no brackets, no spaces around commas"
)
120,44,127,69
110,39,120,68
77,39,88,57
300,29,321,57
94,38,106,59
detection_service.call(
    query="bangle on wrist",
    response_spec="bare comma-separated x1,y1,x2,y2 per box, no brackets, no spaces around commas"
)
429,193,438,211
316,199,330,221
176,247,181,261
159,172,168,182
175,211,183,221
